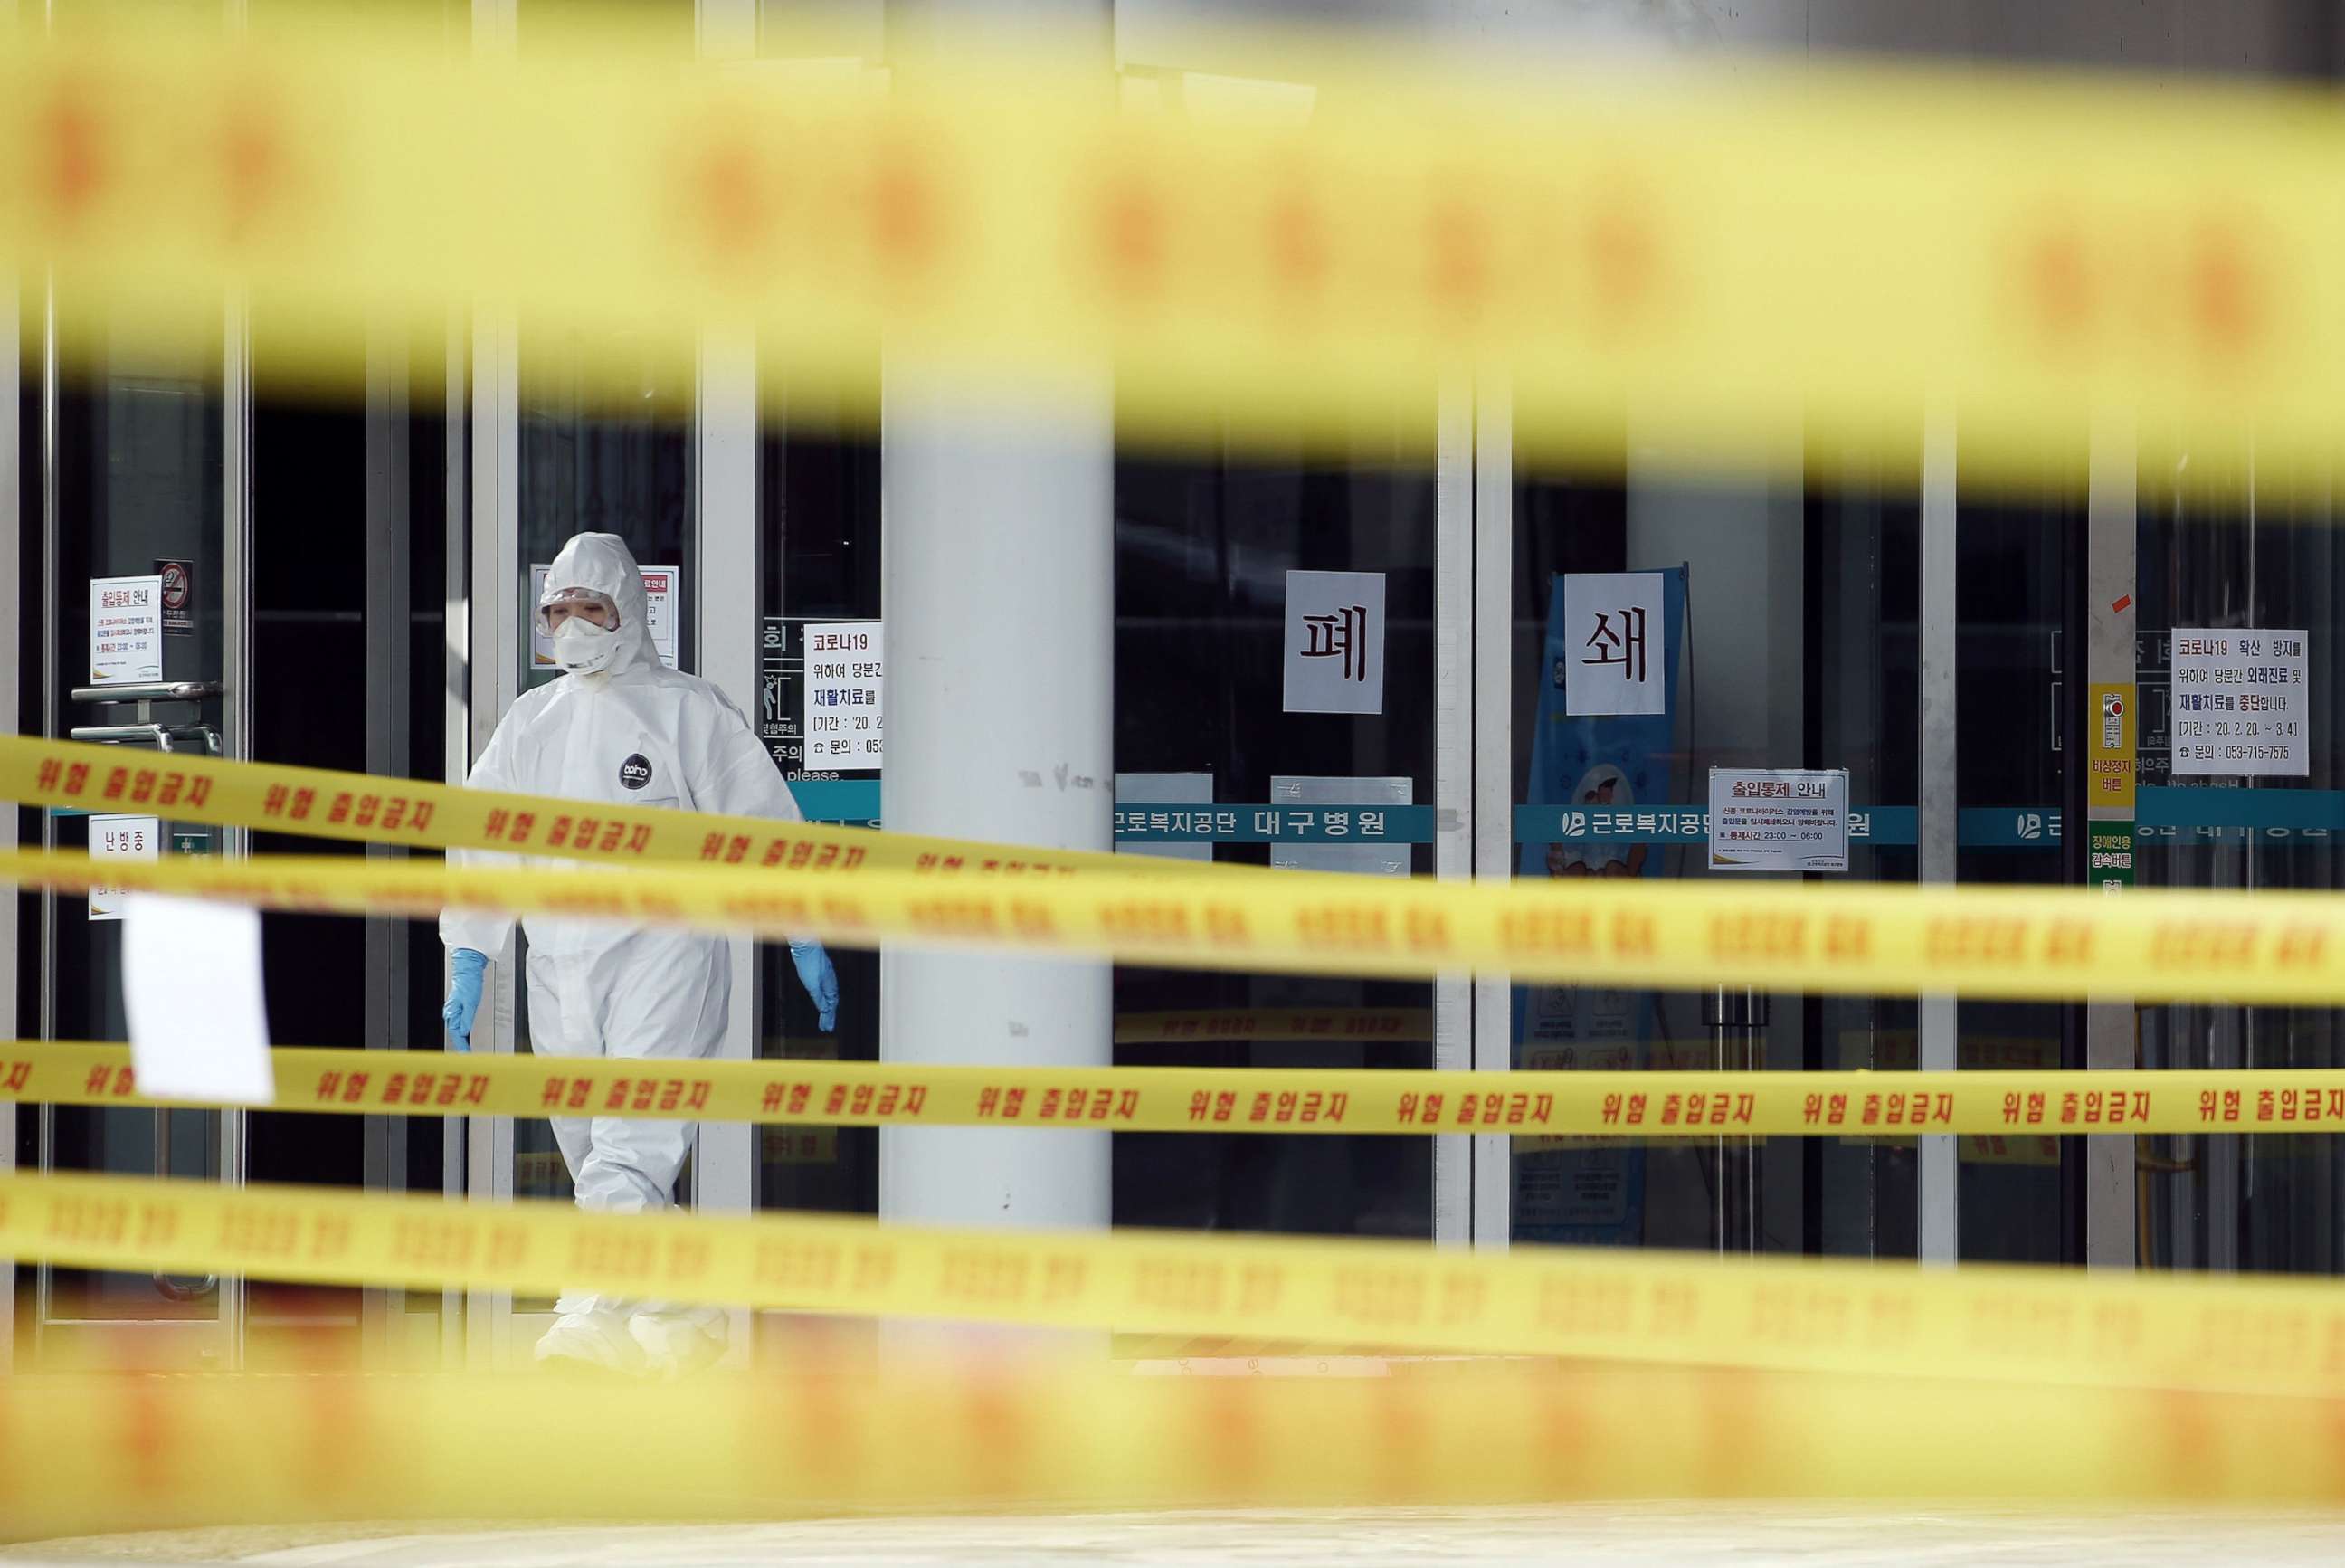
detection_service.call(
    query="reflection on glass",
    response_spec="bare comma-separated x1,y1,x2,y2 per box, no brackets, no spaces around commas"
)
2136,450,2343,1276
48,331,226,1321
1951,491,2076,1264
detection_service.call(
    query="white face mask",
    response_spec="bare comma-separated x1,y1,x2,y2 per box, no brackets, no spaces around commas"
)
552,615,620,675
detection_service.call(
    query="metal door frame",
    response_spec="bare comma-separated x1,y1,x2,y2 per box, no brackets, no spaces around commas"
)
25,285,248,1372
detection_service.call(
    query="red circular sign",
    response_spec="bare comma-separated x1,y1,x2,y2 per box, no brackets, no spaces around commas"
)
158,562,190,611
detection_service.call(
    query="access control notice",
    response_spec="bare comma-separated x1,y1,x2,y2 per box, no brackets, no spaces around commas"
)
90,575,163,685
2172,628,2309,777
1707,768,1850,873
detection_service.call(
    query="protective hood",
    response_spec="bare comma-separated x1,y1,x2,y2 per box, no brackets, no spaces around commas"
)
543,532,655,679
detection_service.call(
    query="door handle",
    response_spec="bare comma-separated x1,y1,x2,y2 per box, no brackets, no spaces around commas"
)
66,723,221,755
149,1109,218,1303
71,682,222,706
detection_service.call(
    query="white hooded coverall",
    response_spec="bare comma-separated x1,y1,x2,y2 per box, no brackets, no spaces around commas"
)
441,533,812,1354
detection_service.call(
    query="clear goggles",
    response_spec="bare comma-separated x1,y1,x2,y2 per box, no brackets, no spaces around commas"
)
535,586,621,634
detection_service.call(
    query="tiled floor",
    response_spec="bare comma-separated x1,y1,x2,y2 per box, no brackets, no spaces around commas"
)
10,1506,2345,1566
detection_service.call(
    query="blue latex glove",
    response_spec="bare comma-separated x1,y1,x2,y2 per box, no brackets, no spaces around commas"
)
442,948,488,1051
790,939,839,1032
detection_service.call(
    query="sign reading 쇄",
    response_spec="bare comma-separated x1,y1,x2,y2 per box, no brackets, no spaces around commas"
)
2171,628,2309,777
1562,572,1666,717
88,813,160,922
1707,768,1850,873
90,575,163,685
1283,571,1385,716
803,622,884,771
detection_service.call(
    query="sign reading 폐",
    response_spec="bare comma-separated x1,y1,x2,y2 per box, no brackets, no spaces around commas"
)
1283,571,1385,716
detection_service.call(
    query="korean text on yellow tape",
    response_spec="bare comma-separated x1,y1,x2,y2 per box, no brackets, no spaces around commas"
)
7,17,2345,484
18,1041,2345,1140
2,1363,2340,1543
14,1170,2345,1399
0,733,1223,881
10,845,2345,1005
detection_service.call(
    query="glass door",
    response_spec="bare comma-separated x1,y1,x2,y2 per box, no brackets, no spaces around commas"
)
466,321,698,1365
1493,405,1924,1258
2135,446,2345,1276
1111,414,1450,1265
35,315,240,1368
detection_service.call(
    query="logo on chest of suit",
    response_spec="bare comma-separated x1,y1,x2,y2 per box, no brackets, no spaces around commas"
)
619,754,654,792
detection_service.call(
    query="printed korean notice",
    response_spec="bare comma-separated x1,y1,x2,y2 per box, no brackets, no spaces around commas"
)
87,813,159,922
804,622,883,770
2171,628,2309,777
1562,572,1666,717
1708,767,1851,873
90,575,163,685
638,565,680,670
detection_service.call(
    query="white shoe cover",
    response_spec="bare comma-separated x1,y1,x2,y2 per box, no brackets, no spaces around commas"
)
629,1315,727,1380
534,1310,646,1373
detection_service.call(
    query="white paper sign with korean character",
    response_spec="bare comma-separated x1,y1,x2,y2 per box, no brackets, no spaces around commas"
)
1708,767,1850,873
804,622,884,770
1283,570,1385,715
2171,628,2310,777
1562,572,1665,717
88,813,160,922
90,575,164,686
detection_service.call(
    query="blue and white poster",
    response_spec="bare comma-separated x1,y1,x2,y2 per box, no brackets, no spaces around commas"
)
1512,566,1685,1246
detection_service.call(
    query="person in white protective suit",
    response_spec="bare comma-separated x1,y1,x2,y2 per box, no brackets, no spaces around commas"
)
439,532,839,1376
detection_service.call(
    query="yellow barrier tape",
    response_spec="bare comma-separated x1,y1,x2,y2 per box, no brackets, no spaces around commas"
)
0,1364,2339,1541
20,1041,2345,1139
7,19,2344,480
12,1170,2345,1399
10,844,2345,1005
0,734,1214,881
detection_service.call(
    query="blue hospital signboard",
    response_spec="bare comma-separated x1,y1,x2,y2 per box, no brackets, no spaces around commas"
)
1110,804,1431,843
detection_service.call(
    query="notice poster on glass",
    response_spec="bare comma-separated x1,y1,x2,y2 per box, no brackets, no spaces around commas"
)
531,563,679,670
88,813,160,922
2171,628,2309,777
1562,571,1667,717
1282,570,1385,716
1707,767,1850,873
90,575,164,685
803,622,884,771
637,565,680,670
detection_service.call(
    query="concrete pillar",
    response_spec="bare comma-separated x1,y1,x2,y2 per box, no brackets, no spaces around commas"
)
879,0,1115,1239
